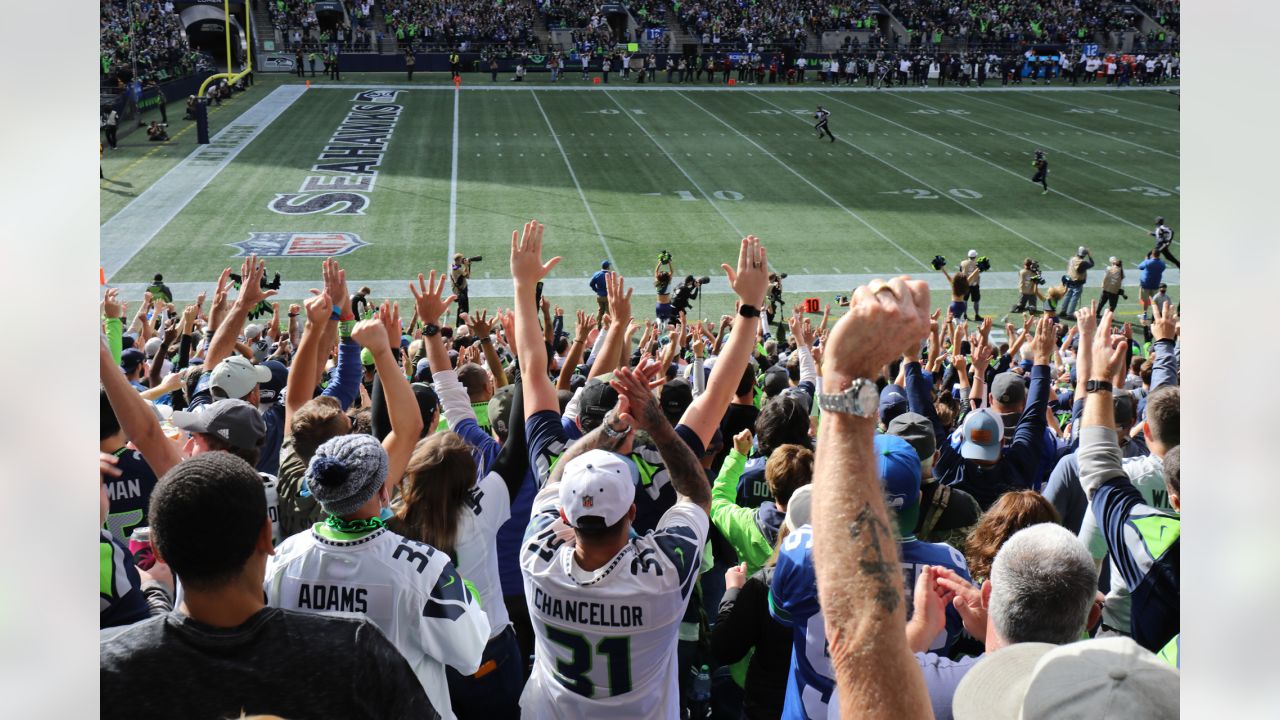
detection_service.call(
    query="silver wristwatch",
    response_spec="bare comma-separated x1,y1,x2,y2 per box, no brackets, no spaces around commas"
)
818,378,879,418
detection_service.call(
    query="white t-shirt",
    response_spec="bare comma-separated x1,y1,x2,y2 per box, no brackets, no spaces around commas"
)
519,484,709,719
261,472,281,546
266,525,491,720
455,470,514,636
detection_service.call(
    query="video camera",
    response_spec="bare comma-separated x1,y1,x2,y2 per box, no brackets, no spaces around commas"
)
930,254,947,271
658,250,673,264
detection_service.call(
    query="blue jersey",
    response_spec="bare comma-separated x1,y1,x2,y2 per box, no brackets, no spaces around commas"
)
770,527,973,720
1138,258,1166,289
735,456,770,508
769,526,831,720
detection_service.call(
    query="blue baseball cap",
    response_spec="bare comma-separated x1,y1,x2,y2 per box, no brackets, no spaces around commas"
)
258,360,289,405
875,433,921,536
879,384,908,425
120,348,146,374
601,260,611,269
960,408,1005,463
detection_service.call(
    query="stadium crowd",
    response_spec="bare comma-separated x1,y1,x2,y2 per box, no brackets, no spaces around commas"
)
99,0,202,83
268,0,378,50
100,223,1180,719
384,0,539,47
889,0,1140,49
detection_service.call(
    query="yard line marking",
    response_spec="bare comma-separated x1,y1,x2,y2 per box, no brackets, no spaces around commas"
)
962,93,1178,158
100,85,306,279
302,82,1179,95
531,90,615,268
1025,91,1178,132
107,269,1181,301
889,92,1178,195
604,90,762,262
447,86,460,269
1084,89,1181,113
821,92,1151,234
678,91,928,269
755,92,1070,262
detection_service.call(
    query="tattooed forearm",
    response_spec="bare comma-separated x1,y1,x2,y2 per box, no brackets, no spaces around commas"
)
848,502,902,615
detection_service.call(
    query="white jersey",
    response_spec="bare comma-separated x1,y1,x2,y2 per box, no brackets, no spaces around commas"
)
453,470,514,636
519,483,709,719
261,472,281,546
265,524,490,720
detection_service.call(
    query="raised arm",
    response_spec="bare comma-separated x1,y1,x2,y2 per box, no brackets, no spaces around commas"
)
102,288,125,364
99,338,182,478
465,310,508,388
557,310,594,391
204,256,276,372
587,272,633,380
1148,302,1180,391
679,236,770,449
352,302,423,489
508,220,562,416
284,292,334,433
612,365,711,513
146,319,179,390
813,276,933,720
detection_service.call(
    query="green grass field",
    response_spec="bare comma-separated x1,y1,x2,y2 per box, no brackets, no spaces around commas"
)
100,72,1179,327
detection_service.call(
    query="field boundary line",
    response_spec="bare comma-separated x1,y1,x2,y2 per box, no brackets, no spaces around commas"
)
302,82,1179,94
752,91,1070,262
100,84,307,279
531,90,616,268
890,90,1177,194
962,93,1179,158
822,92,1152,234
1022,90,1178,132
447,86,460,268
678,91,929,270
106,269,1180,302
1084,89,1181,112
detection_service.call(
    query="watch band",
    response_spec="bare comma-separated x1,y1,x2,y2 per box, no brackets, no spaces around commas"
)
423,323,440,338
817,378,878,418
1085,380,1114,394
738,304,761,318
601,421,632,440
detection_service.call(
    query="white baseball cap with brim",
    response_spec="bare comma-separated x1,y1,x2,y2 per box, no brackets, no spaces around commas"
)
559,449,638,528
210,355,272,400
954,637,1179,720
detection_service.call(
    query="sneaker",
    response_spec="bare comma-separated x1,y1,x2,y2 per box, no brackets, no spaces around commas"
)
1042,190,1049,195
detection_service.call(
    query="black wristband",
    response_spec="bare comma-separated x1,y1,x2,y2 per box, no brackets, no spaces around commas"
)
738,304,761,318
1085,380,1113,394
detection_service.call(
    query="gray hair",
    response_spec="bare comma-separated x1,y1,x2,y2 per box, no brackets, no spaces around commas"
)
989,523,1096,646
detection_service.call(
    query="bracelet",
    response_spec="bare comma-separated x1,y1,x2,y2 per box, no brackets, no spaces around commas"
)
1085,380,1113,394
339,311,355,322
330,307,342,322
738,304,761,318
338,320,355,339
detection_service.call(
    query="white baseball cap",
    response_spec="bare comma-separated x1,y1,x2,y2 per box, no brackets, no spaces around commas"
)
244,323,264,340
210,355,272,400
968,249,978,258
558,449,638,528
953,636,1179,720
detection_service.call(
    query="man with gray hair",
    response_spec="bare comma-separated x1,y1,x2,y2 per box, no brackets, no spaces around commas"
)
905,523,1102,720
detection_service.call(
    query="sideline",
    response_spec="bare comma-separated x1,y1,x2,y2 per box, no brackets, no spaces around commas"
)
100,85,308,279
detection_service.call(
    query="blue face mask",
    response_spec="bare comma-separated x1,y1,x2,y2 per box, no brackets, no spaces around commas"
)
379,504,395,522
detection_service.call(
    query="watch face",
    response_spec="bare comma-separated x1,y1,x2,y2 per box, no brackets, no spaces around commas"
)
424,324,439,337
856,381,879,415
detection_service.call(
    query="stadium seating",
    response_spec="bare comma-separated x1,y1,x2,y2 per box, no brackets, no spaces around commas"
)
381,0,539,48
889,0,1141,49
99,0,200,84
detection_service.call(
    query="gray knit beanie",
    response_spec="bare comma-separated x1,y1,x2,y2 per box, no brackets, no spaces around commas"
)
304,434,389,517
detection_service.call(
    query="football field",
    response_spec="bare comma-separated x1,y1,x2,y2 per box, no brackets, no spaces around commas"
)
100,73,1180,323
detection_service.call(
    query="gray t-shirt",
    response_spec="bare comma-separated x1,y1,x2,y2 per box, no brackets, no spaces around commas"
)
100,607,437,719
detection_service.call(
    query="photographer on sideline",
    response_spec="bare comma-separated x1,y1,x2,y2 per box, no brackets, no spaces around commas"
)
1099,256,1125,314
1011,258,1044,313
146,121,169,142
451,253,476,326
765,272,787,327
671,275,703,319
1061,246,1094,319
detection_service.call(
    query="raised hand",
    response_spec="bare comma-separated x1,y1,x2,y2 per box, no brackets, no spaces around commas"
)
823,277,931,382
408,270,456,325
304,291,332,325
351,316,390,353
1150,301,1178,342
1029,315,1057,366
466,308,494,338
721,235,770,307
609,365,666,434
1090,310,1127,382
102,288,124,319
509,219,560,286
237,255,277,306
733,428,753,456
725,562,748,591
375,300,401,343
606,271,633,325
573,309,595,342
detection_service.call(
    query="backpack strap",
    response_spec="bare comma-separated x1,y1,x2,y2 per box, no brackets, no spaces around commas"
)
920,485,951,539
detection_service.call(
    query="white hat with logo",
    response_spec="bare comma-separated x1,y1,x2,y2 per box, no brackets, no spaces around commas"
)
558,449,638,528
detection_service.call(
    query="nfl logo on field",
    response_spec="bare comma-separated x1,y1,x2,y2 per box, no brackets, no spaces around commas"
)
230,232,368,257
353,90,402,103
